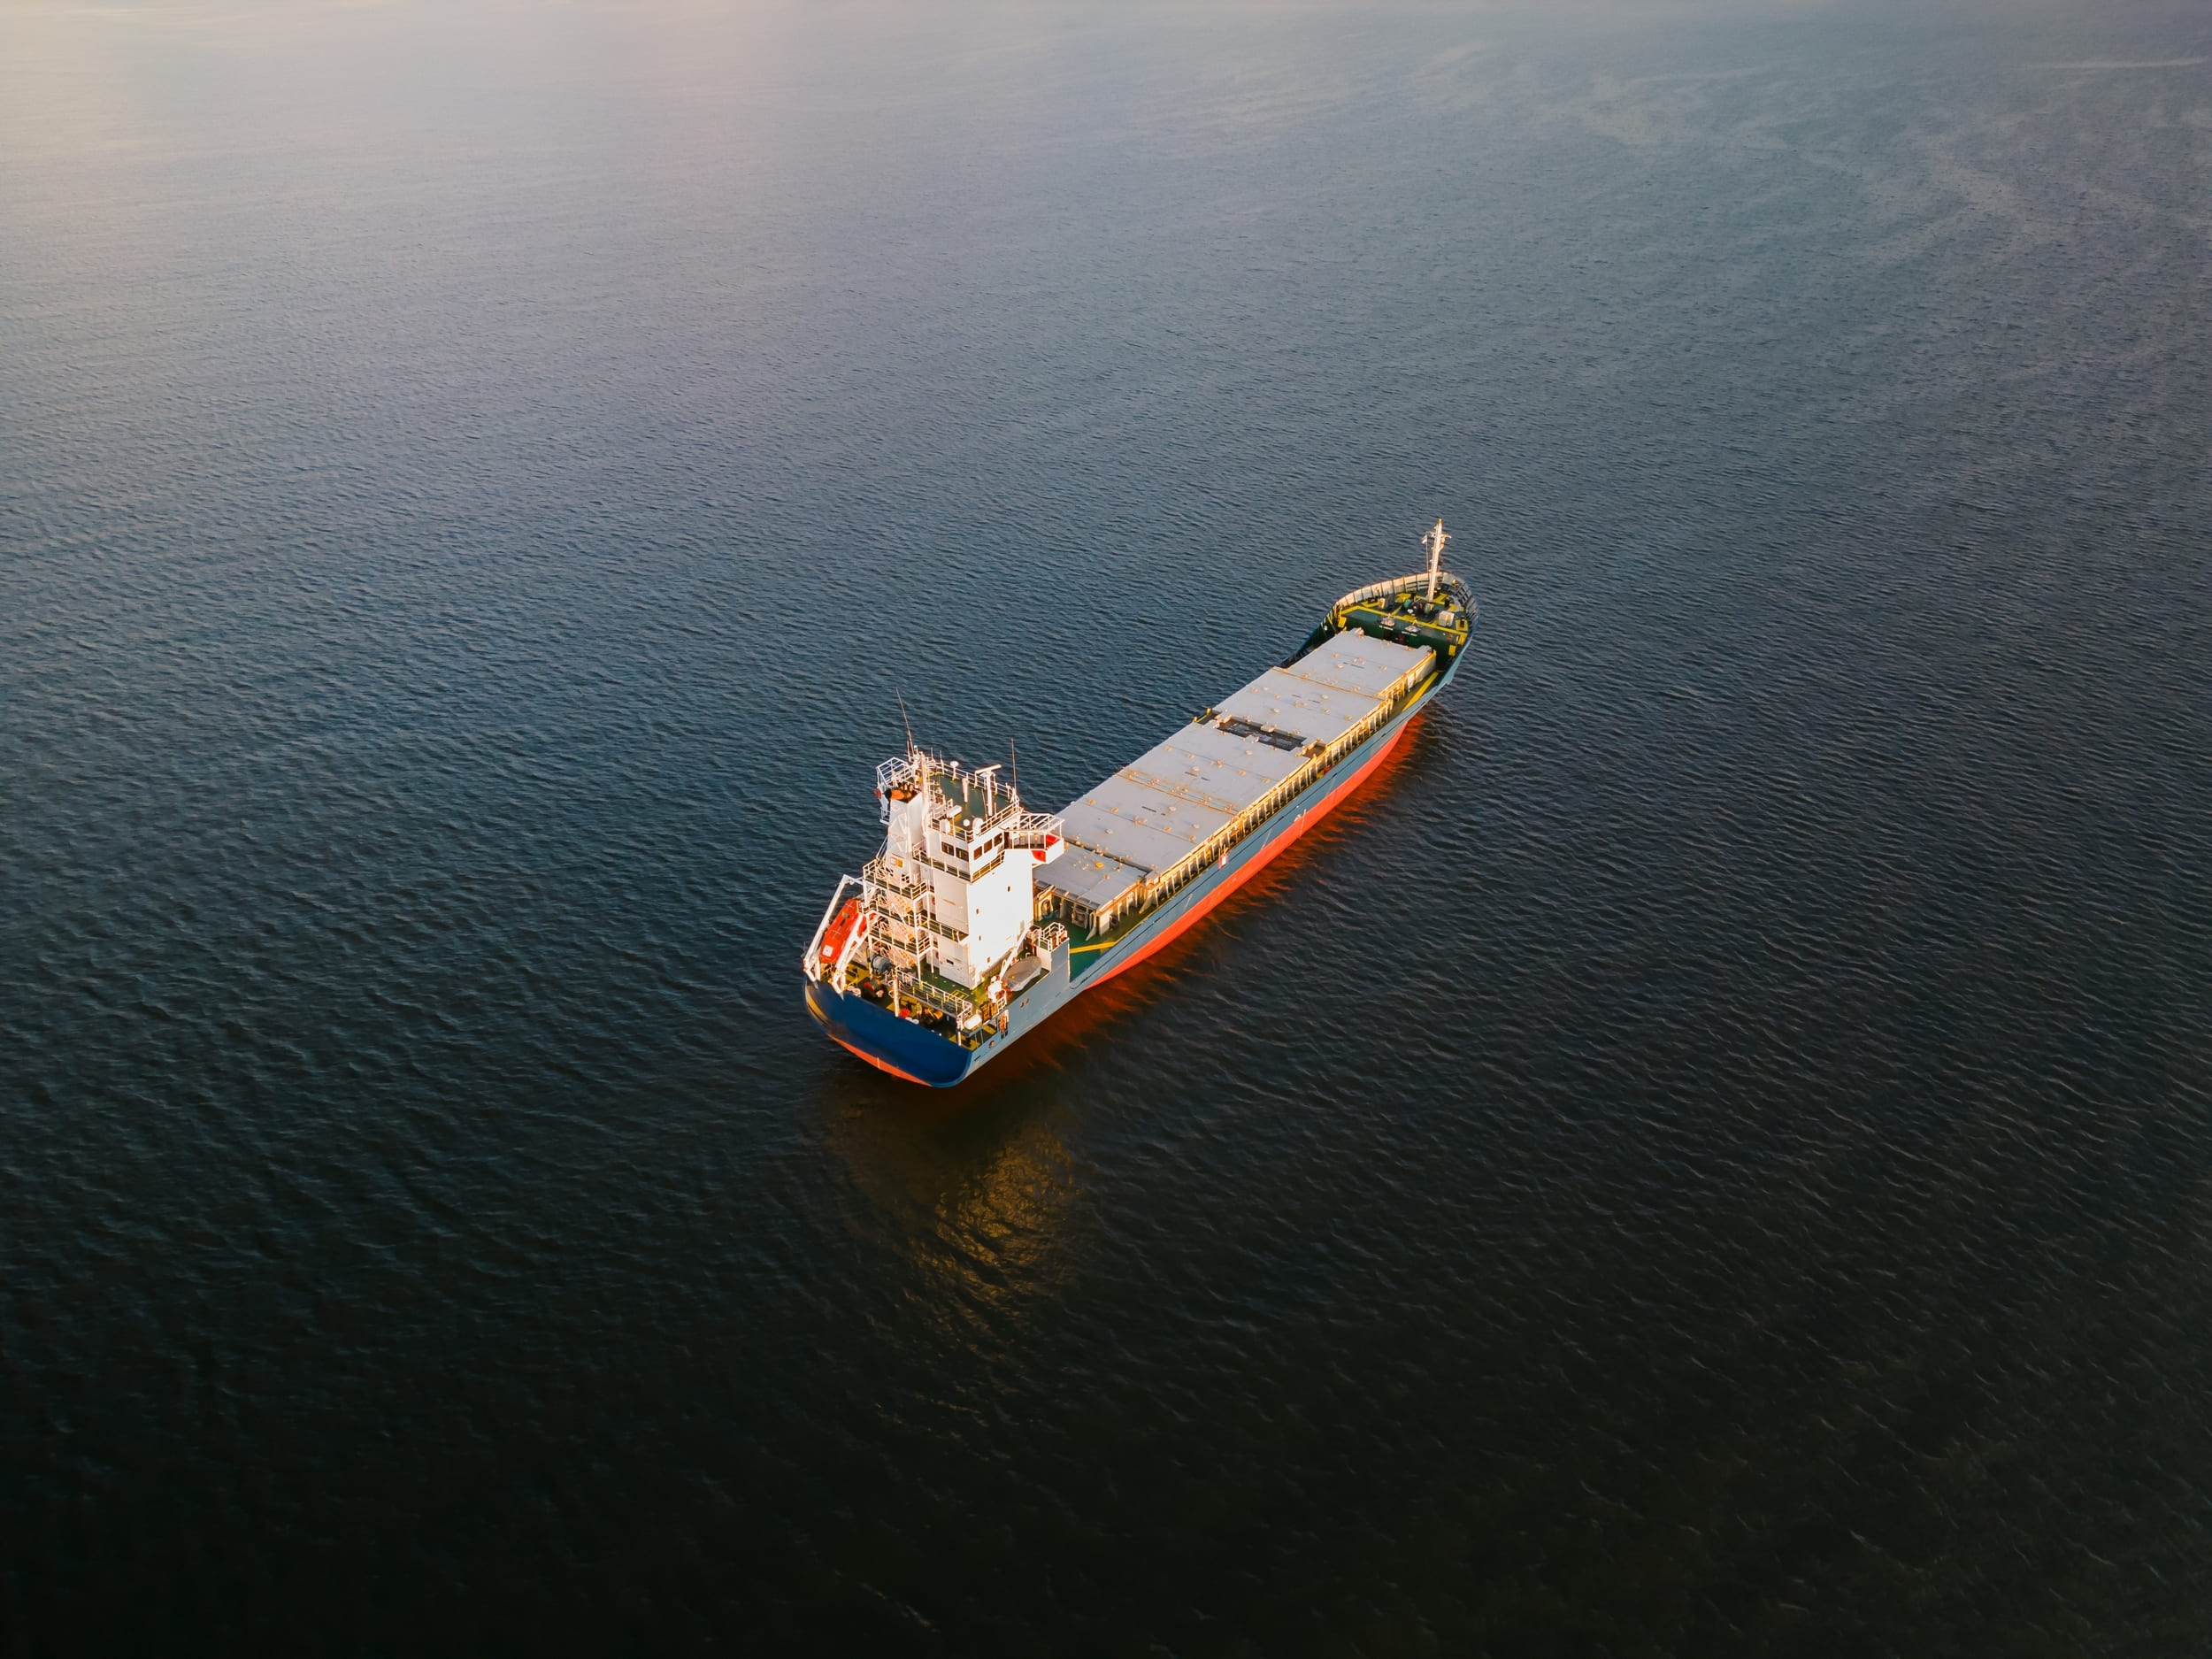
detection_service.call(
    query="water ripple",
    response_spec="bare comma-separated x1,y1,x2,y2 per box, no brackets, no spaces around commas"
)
4,0,2210,1651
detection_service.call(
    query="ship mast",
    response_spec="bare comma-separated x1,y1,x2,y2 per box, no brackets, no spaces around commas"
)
1424,518,1448,601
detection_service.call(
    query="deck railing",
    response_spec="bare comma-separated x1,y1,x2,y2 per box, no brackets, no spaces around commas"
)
1005,810,1065,849
1096,651,1448,929
1331,570,1475,617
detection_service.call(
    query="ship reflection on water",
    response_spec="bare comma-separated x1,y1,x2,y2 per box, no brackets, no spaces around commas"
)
818,1075,1090,1325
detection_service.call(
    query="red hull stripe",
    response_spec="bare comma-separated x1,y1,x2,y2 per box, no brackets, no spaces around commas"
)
829,1033,934,1087
1089,718,1411,988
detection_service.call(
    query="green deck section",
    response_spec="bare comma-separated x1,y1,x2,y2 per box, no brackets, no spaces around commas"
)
1340,605,1468,655
1065,918,1118,979
1287,580,1474,669
1066,904,1174,980
945,775,996,826
918,963,985,1001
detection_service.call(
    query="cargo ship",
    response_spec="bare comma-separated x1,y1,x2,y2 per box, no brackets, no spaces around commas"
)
802,521,1476,1086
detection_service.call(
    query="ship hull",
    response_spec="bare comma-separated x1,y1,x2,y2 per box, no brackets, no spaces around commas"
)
803,646,1463,1087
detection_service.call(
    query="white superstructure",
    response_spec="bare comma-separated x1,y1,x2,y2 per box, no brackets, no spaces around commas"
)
803,750,1066,1034
873,756,1063,989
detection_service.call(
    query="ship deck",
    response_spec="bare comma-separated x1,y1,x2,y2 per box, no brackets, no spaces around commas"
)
804,562,1477,1082
1039,627,1437,937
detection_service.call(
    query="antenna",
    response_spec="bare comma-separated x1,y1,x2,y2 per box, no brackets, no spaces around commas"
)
1424,518,1449,601
895,689,916,756
1010,737,1019,803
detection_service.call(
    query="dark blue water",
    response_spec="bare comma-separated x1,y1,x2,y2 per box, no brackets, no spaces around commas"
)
5,2,2209,1649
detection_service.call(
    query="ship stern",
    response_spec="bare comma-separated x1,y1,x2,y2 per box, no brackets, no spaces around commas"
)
803,979,979,1087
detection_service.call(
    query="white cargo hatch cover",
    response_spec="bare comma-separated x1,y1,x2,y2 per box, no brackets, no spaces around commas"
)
1041,629,1433,901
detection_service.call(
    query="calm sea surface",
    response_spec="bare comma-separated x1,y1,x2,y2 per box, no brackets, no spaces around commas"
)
4,1,2209,1650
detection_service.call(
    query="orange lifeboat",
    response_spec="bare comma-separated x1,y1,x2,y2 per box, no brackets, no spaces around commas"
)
817,897,864,972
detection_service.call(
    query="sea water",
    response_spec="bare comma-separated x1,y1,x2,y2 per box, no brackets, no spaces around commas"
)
4,1,2208,1647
